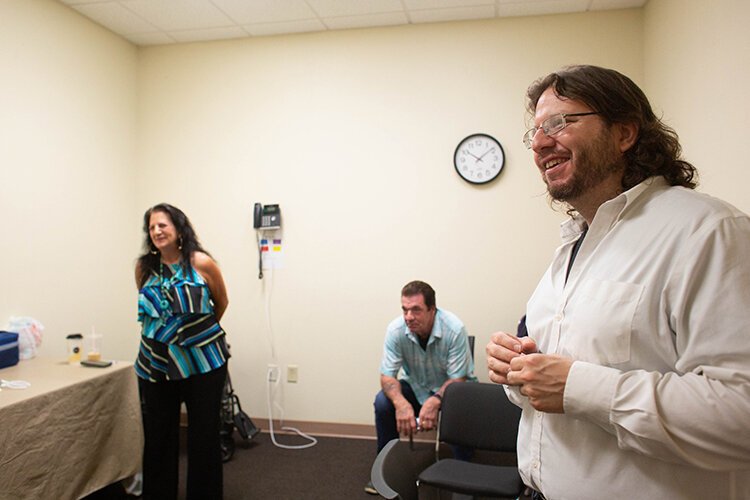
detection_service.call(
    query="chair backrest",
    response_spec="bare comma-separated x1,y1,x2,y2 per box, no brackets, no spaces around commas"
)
371,439,435,500
467,335,475,360
437,382,521,452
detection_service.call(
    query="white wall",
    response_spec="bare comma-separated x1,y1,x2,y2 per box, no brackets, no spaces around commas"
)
643,0,750,213
3,0,747,428
0,0,139,360
135,10,642,425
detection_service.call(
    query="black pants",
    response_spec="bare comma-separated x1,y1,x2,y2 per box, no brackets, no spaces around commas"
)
140,364,227,500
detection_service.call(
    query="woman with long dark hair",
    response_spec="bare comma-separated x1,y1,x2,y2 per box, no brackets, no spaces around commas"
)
135,203,229,500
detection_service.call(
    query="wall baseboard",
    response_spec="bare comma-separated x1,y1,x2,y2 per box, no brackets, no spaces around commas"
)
181,412,436,442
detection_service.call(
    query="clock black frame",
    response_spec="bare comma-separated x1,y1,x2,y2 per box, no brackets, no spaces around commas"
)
453,133,505,185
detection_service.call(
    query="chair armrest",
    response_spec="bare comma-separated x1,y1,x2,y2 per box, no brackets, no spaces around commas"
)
371,438,436,500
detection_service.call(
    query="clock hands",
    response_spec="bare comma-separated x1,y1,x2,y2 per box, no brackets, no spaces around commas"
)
477,147,495,161
466,147,495,164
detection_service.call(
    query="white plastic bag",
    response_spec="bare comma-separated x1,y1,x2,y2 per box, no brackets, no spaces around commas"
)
7,316,44,360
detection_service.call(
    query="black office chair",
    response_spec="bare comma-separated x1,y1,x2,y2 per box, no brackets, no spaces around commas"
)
371,438,435,500
417,382,524,499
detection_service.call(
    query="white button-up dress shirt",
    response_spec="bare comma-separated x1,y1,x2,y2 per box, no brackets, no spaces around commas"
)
513,176,750,499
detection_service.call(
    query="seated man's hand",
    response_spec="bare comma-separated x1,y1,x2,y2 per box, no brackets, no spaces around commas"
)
417,397,441,431
395,402,417,437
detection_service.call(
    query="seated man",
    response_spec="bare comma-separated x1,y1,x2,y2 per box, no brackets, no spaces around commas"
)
366,280,475,495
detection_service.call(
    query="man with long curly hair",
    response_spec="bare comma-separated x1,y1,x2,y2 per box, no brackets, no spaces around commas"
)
487,65,750,500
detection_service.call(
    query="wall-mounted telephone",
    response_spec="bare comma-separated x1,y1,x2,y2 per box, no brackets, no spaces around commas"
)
253,203,281,230
254,203,281,279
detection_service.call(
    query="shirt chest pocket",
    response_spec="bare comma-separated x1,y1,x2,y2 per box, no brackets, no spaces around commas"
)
563,278,644,365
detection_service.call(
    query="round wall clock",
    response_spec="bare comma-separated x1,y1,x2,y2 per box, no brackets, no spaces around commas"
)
453,133,505,184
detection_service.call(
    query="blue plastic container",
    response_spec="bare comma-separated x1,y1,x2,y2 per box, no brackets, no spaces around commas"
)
0,331,20,369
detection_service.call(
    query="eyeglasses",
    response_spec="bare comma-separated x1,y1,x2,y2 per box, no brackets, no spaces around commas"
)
522,112,600,149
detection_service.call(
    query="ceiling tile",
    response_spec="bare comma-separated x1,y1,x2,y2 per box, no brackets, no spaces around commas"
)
122,0,233,30
170,26,248,43
323,11,409,30
211,0,317,24
245,19,327,37
589,0,648,10
496,0,590,18
307,0,404,17
405,0,494,9
410,5,496,23
72,2,157,34
123,31,176,46
59,0,114,4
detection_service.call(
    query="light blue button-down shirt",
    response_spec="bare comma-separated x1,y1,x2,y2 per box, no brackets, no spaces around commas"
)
380,308,476,404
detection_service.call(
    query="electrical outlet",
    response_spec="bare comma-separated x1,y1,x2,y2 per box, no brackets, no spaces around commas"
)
287,364,298,383
267,363,279,382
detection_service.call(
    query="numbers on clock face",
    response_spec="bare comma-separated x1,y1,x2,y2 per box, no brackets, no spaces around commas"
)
454,134,505,184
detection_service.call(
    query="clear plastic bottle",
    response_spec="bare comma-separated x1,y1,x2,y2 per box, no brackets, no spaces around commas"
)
87,327,102,362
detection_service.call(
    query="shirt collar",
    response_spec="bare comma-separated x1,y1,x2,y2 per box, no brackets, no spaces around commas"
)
559,176,667,243
404,308,443,342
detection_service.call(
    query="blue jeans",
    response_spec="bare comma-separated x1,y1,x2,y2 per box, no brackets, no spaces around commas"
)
373,380,472,460
374,380,421,452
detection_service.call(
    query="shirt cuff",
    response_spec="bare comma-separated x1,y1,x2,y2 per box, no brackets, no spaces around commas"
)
564,360,620,429
504,384,526,408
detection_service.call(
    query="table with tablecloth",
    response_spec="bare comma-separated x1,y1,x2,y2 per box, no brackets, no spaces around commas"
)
0,357,143,499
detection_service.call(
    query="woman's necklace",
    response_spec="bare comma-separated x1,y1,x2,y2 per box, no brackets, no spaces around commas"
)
159,261,174,322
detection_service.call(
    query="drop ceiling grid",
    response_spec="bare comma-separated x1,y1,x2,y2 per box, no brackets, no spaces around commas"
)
57,0,648,46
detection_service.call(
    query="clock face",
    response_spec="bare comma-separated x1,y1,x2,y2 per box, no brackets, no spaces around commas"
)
454,133,505,184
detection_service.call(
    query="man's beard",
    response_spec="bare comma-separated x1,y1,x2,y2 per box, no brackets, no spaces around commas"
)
545,131,624,202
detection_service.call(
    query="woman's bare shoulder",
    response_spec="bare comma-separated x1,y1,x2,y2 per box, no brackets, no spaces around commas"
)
192,251,220,275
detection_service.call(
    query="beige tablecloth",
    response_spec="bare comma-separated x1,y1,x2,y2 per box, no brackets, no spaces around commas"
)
0,357,143,499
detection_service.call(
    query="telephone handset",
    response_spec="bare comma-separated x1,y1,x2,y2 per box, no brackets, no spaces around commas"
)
253,203,281,230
